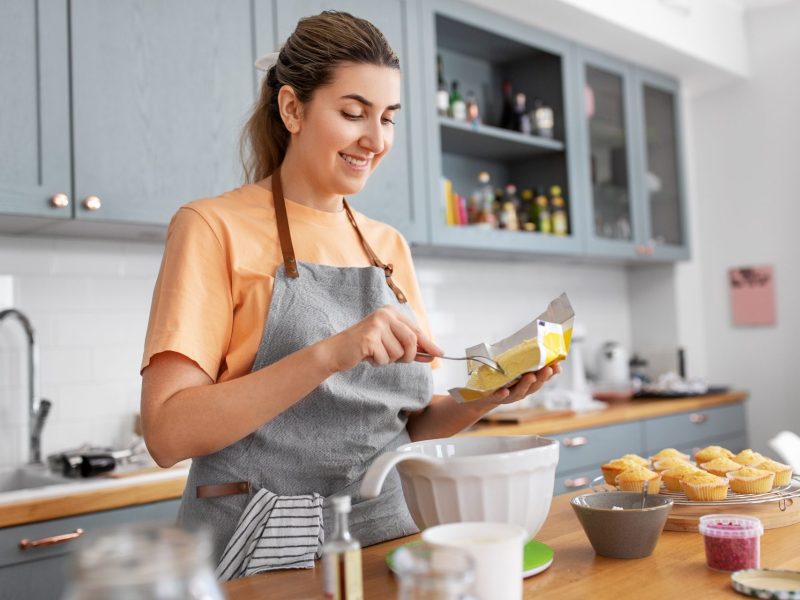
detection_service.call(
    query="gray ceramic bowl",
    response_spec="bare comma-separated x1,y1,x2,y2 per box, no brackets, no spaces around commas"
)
571,492,673,559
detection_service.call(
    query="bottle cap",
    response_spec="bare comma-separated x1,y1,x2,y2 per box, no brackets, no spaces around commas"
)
332,495,351,513
550,185,562,196
478,171,490,183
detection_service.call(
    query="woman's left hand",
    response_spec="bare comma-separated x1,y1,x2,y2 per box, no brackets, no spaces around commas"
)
478,362,562,407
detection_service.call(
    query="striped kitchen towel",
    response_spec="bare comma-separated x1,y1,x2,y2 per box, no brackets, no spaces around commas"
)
215,489,324,580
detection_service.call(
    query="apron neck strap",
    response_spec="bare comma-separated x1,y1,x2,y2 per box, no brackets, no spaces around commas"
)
271,167,407,304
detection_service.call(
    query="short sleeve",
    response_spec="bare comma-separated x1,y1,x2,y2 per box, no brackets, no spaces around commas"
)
140,207,233,381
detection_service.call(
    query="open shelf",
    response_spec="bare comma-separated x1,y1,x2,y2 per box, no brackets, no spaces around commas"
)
439,117,565,161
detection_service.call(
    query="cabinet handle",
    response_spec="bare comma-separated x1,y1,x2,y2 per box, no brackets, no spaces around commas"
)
82,196,102,211
19,528,84,550
689,413,708,424
562,436,588,447
50,193,70,209
564,477,590,488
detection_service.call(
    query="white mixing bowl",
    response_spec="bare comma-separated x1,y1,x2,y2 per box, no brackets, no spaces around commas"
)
360,435,559,539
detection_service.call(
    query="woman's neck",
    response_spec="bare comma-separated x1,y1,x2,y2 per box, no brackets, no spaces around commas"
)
274,152,343,213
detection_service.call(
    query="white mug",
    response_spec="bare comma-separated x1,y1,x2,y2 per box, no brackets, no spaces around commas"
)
422,522,526,600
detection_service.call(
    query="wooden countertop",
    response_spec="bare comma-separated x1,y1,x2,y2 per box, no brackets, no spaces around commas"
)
466,390,747,437
225,486,800,599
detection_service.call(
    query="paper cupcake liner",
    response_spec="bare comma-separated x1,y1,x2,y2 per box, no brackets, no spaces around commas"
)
728,473,775,494
680,480,728,501
617,475,662,494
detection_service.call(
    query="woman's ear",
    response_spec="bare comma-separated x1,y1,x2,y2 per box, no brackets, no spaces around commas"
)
277,85,303,134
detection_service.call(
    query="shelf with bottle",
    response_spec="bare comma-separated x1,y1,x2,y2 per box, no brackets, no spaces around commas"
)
439,117,565,161
441,171,570,237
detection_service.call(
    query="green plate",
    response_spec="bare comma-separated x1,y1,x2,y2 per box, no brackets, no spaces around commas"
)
386,539,554,579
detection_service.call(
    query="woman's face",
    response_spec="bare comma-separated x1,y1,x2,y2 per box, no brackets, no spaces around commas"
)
292,63,401,198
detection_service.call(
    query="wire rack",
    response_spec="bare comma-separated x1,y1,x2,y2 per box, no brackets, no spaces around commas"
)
591,476,800,509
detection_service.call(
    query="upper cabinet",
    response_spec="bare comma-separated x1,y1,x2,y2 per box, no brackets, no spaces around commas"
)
420,0,584,255
272,0,428,244
0,1,71,222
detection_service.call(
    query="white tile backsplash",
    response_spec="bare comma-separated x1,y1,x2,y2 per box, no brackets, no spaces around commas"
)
0,233,635,468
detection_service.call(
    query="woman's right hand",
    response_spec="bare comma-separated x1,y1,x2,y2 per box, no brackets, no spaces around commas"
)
322,305,442,373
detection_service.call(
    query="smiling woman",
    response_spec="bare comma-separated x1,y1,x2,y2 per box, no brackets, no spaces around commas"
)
139,9,557,581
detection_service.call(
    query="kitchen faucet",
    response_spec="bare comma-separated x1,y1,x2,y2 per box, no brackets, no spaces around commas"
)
0,308,52,464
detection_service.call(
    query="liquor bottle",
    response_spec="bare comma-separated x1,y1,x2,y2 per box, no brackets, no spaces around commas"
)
499,184,520,230
550,185,568,236
322,496,363,600
532,98,555,138
436,55,449,117
465,90,480,126
520,188,536,231
514,92,531,134
473,171,496,227
499,80,514,130
535,186,552,234
449,80,467,121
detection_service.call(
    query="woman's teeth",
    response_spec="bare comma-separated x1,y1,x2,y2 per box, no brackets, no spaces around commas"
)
340,153,368,167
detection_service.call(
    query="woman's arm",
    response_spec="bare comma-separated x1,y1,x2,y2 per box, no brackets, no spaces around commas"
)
141,305,441,467
405,363,560,442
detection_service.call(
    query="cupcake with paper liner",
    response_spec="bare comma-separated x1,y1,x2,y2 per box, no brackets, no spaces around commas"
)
700,457,744,477
680,471,729,501
733,449,767,466
653,456,692,473
616,466,662,494
755,459,793,487
650,448,690,463
662,465,705,492
727,467,775,494
694,445,735,464
619,454,650,468
601,458,642,485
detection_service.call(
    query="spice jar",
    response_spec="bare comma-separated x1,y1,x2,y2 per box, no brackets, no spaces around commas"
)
698,514,763,572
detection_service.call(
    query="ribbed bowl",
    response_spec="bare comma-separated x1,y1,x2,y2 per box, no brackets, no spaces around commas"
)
394,435,559,539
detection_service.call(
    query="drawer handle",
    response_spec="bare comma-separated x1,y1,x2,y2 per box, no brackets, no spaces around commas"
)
564,477,590,488
689,413,708,424
562,436,588,447
19,528,84,550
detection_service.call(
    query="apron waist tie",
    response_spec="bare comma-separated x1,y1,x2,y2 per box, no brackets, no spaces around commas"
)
215,489,324,581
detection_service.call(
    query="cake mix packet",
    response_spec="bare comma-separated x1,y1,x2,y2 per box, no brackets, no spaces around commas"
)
449,292,574,403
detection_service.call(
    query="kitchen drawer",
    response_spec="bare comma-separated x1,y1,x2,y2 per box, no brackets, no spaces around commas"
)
554,468,602,496
0,499,180,569
552,421,645,474
644,403,746,455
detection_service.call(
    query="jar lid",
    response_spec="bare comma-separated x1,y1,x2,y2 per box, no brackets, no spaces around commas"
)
699,514,764,538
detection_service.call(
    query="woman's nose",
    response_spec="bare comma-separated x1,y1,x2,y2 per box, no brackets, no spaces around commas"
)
359,119,386,154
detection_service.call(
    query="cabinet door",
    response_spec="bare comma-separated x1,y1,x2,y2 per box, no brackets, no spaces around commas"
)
69,0,254,225
273,0,428,244
575,48,642,259
0,0,71,220
632,69,690,261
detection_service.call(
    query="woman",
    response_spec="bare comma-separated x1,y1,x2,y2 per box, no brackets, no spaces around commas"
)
140,10,558,574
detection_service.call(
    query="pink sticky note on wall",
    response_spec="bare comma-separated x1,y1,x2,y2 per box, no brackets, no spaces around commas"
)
729,265,776,326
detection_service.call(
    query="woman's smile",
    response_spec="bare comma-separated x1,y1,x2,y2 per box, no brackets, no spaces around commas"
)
339,151,372,171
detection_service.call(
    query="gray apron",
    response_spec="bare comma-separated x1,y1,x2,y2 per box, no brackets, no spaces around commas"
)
177,168,432,562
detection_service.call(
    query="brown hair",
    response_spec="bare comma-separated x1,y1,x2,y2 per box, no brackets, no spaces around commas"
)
240,11,400,183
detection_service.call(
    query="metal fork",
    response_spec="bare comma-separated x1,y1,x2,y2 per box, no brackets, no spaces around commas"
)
416,352,506,375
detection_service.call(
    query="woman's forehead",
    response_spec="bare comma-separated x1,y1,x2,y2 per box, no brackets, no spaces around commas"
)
321,63,401,106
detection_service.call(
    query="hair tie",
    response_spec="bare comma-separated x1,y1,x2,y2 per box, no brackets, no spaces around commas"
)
254,51,280,72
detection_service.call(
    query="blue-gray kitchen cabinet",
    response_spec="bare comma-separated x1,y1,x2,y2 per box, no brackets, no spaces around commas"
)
0,0,72,226
0,499,181,600
270,0,429,244
419,0,585,255
67,0,256,226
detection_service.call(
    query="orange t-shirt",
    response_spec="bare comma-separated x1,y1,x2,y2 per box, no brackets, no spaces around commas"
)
141,183,435,383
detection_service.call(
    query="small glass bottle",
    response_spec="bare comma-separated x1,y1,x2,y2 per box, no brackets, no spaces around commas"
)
465,90,480,127
535,186,552,234
520,188,536,232
436,55,449,118
449,81,467,121
550,185,568,236
532,98,555,138
514,92,531,134
323,496,363,600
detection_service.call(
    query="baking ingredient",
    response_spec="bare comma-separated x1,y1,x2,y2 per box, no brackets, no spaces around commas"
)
323,496,363,600
699,515,762,572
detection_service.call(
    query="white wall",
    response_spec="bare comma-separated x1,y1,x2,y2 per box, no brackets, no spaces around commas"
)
684,1,800,453
0,234,633,467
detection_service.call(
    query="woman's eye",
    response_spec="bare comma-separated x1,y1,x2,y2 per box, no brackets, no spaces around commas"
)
342,112,362,120
382,117,396,125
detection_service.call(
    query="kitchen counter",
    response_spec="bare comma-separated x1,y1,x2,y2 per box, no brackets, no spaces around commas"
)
0,467,188,528
466,390,747,437
224,486,800,599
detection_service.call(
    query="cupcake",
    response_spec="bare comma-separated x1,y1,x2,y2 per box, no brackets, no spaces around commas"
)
680,471,729,501
733,449,767,466
727,467,775,494
653,456,692,473
650,448,690,463
694,445,735,464
620,453,650,468
700,457,744,477
755,459,793,487
601,458,641,485
616,466,662,494
662,465,704,492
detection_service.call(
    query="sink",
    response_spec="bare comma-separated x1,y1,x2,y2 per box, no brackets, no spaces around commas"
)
0,465,76,493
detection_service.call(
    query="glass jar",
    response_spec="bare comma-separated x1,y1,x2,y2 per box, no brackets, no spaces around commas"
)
698,514,763,572
394,542,475,600
62,523,224,600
